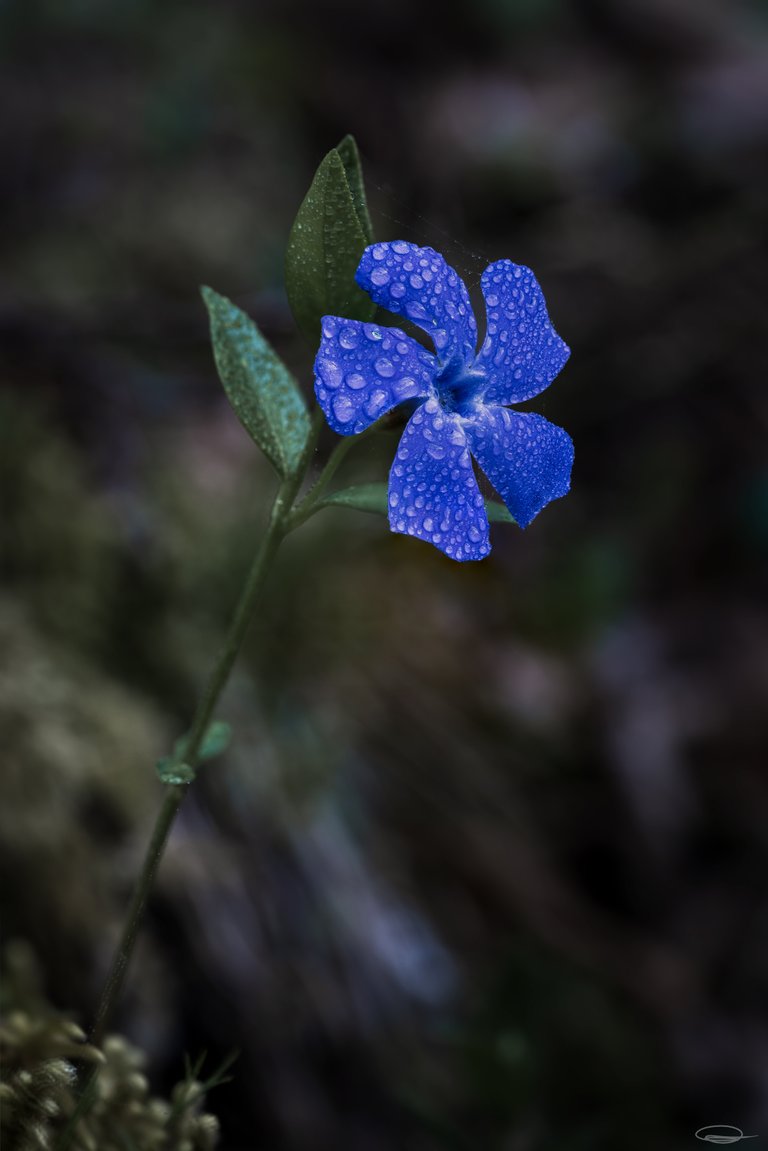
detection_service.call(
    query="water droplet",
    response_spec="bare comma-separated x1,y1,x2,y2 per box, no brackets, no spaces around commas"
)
391,283,406,299
426,443,446,460
393,240,409,254
323,361,343,387
390,492,400,508
375,358,395,378
468,525,482,542
486,294,499,307
410,274,424,289
372,245,386,261
433,329,448,350
365,326,383,341
365,389,388,417
371,267,389,286
423,517,434,532
339,327,359,349
395,377,418,397
332,394,355,424
346,372,366,390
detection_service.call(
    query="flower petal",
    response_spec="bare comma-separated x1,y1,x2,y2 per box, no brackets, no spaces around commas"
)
476,261,570,405
314,317,436,435
356,242,477,368
388,397,490,561
467,406,573,529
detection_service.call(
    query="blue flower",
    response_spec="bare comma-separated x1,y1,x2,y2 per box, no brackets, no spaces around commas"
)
314,241,573,561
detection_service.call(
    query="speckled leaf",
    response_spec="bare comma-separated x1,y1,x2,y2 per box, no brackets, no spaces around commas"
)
202,286,310,477
285,147,376,344
323,483,389,515
336,135,374,245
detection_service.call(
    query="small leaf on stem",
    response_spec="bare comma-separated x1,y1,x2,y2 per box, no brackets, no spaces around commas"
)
322,483,517,525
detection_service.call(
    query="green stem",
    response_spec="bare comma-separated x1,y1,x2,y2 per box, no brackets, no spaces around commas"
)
89,785,183,1048
289,419,381,530
87,408,324,1050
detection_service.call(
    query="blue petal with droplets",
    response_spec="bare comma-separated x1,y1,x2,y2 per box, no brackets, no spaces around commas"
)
388,397,490,561
314,316,436,435
476,261,570,405
467,406,574,529
356,242,477,368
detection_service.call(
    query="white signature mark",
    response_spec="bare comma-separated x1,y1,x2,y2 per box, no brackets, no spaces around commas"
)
695,1127,758,1145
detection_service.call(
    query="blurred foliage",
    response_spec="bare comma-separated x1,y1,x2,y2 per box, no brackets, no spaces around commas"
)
0,943,220,1151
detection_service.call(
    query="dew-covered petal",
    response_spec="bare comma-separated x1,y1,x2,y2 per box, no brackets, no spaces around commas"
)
314,316,436,435
356,242,477,368
476,261,570,405
467,406,573,529
388,397,490,562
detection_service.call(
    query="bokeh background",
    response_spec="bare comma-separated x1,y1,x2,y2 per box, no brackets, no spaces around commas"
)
2,0,768,1147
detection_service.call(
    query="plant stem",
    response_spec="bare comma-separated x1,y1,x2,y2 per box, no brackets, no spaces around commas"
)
89,784,183,1047
88,408,324,1049
289,418,383,529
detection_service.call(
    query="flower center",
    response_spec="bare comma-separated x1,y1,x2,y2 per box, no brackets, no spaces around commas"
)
435,359,484,416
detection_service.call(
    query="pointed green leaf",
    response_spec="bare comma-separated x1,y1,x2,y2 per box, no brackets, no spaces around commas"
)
322,484,517,526
285,148,376,344
336,135,374,244
486,500,516,524
322,483,388,515
202,286,310,476
172,720,233,764
198,720,232,760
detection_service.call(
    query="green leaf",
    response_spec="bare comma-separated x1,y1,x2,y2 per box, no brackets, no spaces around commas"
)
172,720,233,764
322,483,388,515
486,500,516,524
336,135,374,244
198,720,233,760
322,484,517,526
285,147,376,344
202,286,310,476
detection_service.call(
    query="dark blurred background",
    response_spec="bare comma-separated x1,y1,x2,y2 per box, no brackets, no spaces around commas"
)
2,0,768,1148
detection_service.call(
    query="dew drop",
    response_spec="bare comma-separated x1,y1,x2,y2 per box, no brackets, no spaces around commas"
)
375,358,395,378
339,327,359,350
371,267,390,287
394,376,418,397
365,389,388,416
346,372,366,390
332,394,355,424
323,361,343,387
